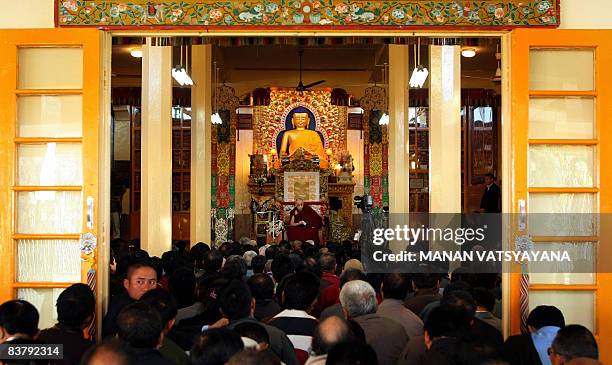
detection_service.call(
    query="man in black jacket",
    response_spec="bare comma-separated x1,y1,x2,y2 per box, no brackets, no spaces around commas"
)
220,279,299,365
480,173,501,213
102,260,158,337
38,283,95,365
503,305,565,365
117,302,173,365
0,299,39,343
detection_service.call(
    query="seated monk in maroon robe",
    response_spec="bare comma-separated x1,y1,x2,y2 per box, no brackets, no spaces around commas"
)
287,199,323,242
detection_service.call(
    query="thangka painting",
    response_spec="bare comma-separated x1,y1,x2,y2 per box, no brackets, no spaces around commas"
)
211,86,239,245
284,172,320,202
360,86,389,210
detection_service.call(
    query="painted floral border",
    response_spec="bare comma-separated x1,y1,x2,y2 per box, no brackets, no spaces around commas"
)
57,0,559,28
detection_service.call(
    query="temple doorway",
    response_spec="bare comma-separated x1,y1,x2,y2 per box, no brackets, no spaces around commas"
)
109,36,502,248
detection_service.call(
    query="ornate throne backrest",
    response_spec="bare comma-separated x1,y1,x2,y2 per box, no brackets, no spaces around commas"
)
274,148,330,203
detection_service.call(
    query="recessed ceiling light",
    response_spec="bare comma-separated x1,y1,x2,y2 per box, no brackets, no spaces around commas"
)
461,48,477,58
130,48,143,58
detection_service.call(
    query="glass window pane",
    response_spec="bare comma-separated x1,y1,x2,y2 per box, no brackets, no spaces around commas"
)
17,95,82,137
529,49,594,91
18,48,83,89
529,98,595,139
17,240,81,282
529,242,596,285
17,143,82,186
16,191,82,234
529,145,594,187
530,193,594,214
529,290,595,332
529,194,595,236
17,288,64,330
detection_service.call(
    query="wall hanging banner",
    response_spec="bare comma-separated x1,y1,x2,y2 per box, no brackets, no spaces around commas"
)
57,0,559,28
212,86,239,245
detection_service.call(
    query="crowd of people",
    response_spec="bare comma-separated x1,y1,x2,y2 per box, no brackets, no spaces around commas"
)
0,237,601,365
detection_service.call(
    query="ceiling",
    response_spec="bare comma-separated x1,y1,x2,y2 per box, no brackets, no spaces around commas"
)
111,37,500,98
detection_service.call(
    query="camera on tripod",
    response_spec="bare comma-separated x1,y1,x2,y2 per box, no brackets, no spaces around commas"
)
354,194,374,211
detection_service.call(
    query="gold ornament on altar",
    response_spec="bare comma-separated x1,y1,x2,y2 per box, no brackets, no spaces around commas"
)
335,151,354,183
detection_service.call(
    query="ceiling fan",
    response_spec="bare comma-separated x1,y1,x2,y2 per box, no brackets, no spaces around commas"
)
295,49,325,92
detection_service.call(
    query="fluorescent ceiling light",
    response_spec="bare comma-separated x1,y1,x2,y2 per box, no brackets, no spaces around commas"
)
378,113,390,125
130,49,143,58
409,67,429,88
211,112,223,125
172,66,193,86
461,48,476,58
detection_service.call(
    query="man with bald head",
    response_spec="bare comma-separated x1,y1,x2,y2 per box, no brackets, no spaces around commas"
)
305,316,356,365
289,199,322,228
287,198,323,243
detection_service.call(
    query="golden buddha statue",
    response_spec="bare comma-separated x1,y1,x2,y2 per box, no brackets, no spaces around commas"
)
279,112,328,168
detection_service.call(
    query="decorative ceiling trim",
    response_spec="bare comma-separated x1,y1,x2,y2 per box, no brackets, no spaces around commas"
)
56,0,559,29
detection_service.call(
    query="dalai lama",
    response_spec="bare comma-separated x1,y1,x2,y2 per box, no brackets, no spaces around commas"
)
287,199,323,243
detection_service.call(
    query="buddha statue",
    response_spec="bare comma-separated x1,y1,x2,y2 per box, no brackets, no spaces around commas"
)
279,112,328,168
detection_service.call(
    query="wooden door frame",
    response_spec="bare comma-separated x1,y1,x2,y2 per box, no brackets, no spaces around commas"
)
508,28,612,361
101,27,512,322
0,28,105,333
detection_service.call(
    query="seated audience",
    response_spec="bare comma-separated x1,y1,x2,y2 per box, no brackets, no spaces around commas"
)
248,273,281,321
0,299,39,343
378,273,423,338
139,288,189,365
251,255,267,275
169,267,199,323
189,328,244,365
414,306,462,365
320,269,366,320
325,341,378,365
37,283,95,365
189,241,210,278
234,321,270,351
343,259,364,273
473,287,502,333
227,349,281,365
81,339,135,365
441,290,504,353
340,280,408,365
102,260,158,337
200,249,224,284
269,272,320,363
271,254,295,286
243,250,258,277
404,272,441,318
116,302,172,365
318,253,340,310
419,281,473,323
220,279,299,365
549,325,598,365
306,316,356,365
170,277,229,351
503,305,565,365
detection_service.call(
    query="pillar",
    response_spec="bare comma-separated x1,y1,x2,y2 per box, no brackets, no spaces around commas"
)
388,45,411,215
190,44,213,245
429,45,462,213
141,38,173,256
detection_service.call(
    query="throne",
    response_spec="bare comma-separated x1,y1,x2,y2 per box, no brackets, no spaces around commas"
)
274,148,330,243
